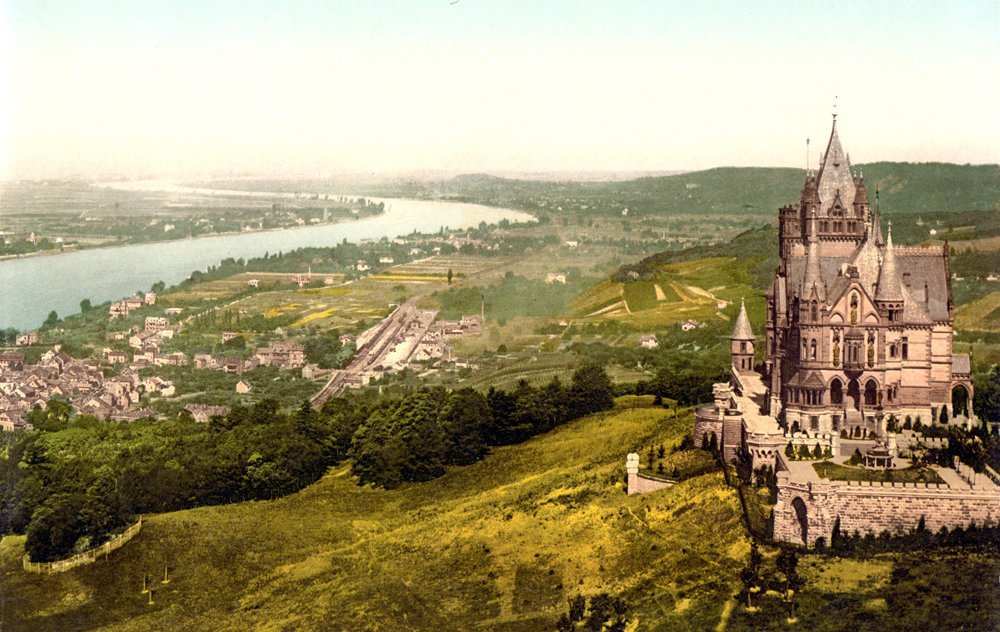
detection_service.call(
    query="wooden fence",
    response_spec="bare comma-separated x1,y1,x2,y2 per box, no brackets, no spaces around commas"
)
22,516,142,574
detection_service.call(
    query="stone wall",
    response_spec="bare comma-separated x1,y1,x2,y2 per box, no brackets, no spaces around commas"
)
625,453,675,496
773,458,1000,546
693,406,722,449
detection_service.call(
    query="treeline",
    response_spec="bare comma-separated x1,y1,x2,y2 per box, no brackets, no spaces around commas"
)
350,364,614,488
569,339,729,406
0,400,330,563
0,364,614,562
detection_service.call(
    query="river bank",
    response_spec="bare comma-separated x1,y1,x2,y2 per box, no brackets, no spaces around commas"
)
0,189,535,331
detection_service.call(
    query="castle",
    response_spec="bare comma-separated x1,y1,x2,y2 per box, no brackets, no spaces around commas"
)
686,117,999,546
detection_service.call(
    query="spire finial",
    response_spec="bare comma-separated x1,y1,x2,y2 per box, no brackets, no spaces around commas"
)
832,95,838,121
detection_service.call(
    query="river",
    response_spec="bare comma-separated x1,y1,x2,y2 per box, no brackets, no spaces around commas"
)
0,183,535,330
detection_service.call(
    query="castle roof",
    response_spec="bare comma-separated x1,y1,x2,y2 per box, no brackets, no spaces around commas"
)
870,187,884,247
816,118,856,215
802,210,826,301
874,224,904,302
732,299,755,340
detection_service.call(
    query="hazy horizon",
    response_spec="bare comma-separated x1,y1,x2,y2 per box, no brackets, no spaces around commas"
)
2,1,998,180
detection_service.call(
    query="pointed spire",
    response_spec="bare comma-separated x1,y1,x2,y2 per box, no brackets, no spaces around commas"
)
875,222,903,302
816,116,856,214
871,187,885,247
802,210,826,301
732,299,755,340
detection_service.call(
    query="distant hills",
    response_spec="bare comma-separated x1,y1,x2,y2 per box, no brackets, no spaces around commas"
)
441,162,1000,218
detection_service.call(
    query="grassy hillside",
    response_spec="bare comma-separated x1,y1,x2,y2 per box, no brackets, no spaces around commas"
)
0,402,749,631
2,399,997,630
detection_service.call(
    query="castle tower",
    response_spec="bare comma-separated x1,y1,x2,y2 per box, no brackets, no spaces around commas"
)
731,299,756,374
802,209,826,302
874,223,904,322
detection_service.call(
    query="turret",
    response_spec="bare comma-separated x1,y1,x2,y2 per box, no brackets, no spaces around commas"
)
871,187,885,247
853,173,870,218
874,223,904,321
801,209,826,302
731,299,756,374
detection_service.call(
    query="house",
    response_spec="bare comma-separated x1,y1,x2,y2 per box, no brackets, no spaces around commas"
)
254,342,306,369
15,331,39,346
144,316,168,332
164,307,183,316
564,240,579,248
129,330,159,349
355,261,370,271
106,350,128,364
125,296,144,312
0,354,25,372
110,408,161,422
222,332,241,343
144,293,157,305
681,319,700,331
184,404,230,423
545,272,566,284
247,278,260,288
301,364,320,379
236,379,252,394
639,335,659,349
379,257,394,264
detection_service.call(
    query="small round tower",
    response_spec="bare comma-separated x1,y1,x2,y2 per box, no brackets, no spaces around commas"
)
731,299,756,374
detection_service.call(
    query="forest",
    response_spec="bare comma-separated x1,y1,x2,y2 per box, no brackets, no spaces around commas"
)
0,364,614,563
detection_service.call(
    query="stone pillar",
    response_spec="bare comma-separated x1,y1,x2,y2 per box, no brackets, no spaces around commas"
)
626,453,640,495
713,383,732,412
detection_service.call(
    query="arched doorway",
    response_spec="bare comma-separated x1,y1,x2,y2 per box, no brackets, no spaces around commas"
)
864,380,878,406
952,384,971,419
831,378,844,405
791,497,809,545
847,379,861,410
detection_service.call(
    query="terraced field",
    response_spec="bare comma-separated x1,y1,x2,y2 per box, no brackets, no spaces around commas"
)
568,256,762,330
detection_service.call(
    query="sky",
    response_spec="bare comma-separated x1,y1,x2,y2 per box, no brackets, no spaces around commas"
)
1,0,998,179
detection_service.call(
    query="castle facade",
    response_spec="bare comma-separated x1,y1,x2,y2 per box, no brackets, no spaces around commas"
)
688,118,998,546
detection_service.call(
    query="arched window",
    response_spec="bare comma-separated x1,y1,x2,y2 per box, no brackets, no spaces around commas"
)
850,294,859,324
811,302,818,321
810,339,817,360
831,379,844,405
864,380,878,406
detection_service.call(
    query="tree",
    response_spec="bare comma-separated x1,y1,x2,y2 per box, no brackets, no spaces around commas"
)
79,298,93,313
940,405,949,424
776,548,802,621
568,593,586,622
568,364,614,418
785,442,795,459
813,442,823,459
740,541,762,609
25,492,86,562
447,267,453,285
585,593,628,632
441,388,491,465
44,311,58,327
